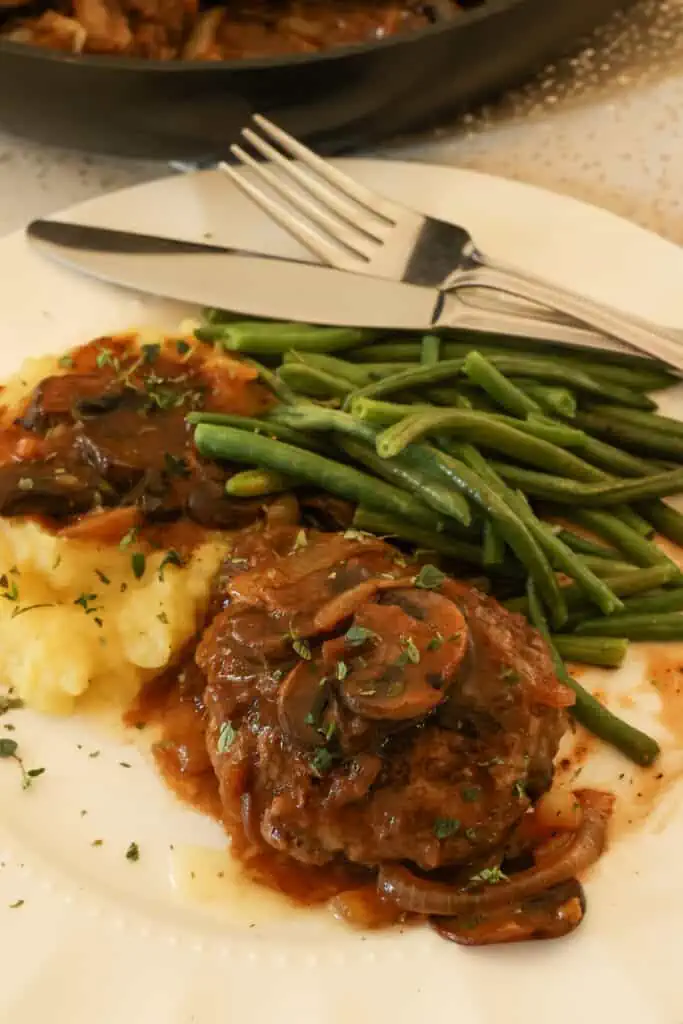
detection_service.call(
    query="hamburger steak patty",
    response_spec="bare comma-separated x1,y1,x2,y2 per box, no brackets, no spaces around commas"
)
196,525,574,872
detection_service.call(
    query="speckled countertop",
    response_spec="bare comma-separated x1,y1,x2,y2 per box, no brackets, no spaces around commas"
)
2,0,683,241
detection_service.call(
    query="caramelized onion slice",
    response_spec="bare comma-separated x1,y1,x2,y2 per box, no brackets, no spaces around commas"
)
379,789,613,916
432,879,586,946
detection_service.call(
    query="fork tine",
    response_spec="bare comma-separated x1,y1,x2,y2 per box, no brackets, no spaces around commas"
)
252,113,399,224
218,155,365,271
228,143,374,262
241,126,386,243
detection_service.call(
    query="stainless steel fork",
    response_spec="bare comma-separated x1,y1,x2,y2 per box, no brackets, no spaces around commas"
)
219,114,683,372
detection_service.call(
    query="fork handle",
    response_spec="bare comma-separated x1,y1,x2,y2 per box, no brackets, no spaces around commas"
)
446,257,683,372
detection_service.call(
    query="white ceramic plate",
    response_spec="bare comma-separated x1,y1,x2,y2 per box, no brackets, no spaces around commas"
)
3,163,683,1024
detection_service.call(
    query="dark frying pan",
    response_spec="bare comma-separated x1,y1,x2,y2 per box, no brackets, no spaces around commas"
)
0,0,631,161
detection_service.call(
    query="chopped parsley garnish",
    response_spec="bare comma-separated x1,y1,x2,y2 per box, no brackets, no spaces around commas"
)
11,603,54,619
513,779,528,800
461,786,481,803
427,634,444,651
217,721,237,753
131,552,146,579
470,866,508,886
335,660,348,681
91,839,104,847
164,453,190,478
141,342,161,364
401,636,421,664
292,638,312,661
95,347,121,372
88,750,100,759
119,527,139,551
94,569,110,585
464,827,478,842
413,564,446,590
500,665,521,685
158,549,183,581
58,354,74,369
157,611,169,624
1,579,19,602
125,842,140,862
8,899,24,909
74,593,99,616
0,695,23,716
433,817,460,839
0,738,44,789
310,747,334,777
176,340,191,356
345,624,377,647
385,680,405,698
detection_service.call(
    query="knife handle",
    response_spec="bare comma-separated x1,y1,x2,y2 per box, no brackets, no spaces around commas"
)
443,256,683,372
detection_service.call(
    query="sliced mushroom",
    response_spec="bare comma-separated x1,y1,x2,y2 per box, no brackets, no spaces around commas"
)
277,660,330,748
0,461,108,517
332,589,468,721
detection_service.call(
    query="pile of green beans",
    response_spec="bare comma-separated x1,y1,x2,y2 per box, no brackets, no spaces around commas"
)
190,314,683,765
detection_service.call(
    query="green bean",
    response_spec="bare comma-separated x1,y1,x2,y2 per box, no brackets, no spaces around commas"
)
269,405,473,527
491,462,683,507
572,434,656,478
194,424,446,531
240,356,298,404
575,612,683,641
553,528,622,561
186,411,328,452
412,447,566,625
281,351,373,387
551,635,629,669
514,381,577,419
375,409,606,482
225,469,295,497
351,507,487,567
642,501,683,546
526,579,660,766
483,520,506,566
202,307,245,325
574,411,683,459
584,365,678,392
618,588,683,616
570,509,674,569
428,386,497,411
276,362,353,399
349,336,675,379
446,443,621,616
505,563,678,616
196,321,374,354
577,556,640,576
421,334,440,366
462,351,542,418
351,397,434,426
587,404,683,440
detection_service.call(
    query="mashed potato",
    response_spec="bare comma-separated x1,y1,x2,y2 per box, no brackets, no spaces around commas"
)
0,519,228,714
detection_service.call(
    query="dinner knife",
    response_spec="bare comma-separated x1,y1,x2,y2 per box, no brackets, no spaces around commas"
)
27,218,619,349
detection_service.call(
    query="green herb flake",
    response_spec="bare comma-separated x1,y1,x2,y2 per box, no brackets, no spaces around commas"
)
310,747,334,777
131,552,146,579
74,592,99,615
335,660,348,681
461,786,481,803
125,842,140,862
0,695,23,716
157,611,169,624
464,827,478,842
413,564,446,590
95,347,120,373
1,580,19,602
119,527,139,551
0,738,18,758
94,569,110,585
427,634,444,651
292,638,312,661
324,721,336,742
293,529,308,551
26,768,45,781
500,665,521,685
158,549,183,581
8,899,24,909
217,721,237,753
401,636,421,664
91,839,104,847
58,354,75,369
345,624,377,647
176,340,191,356
433,817,460,840
141,342,161,365
470,866,508,886
88,750,100,759
513,779,528,800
